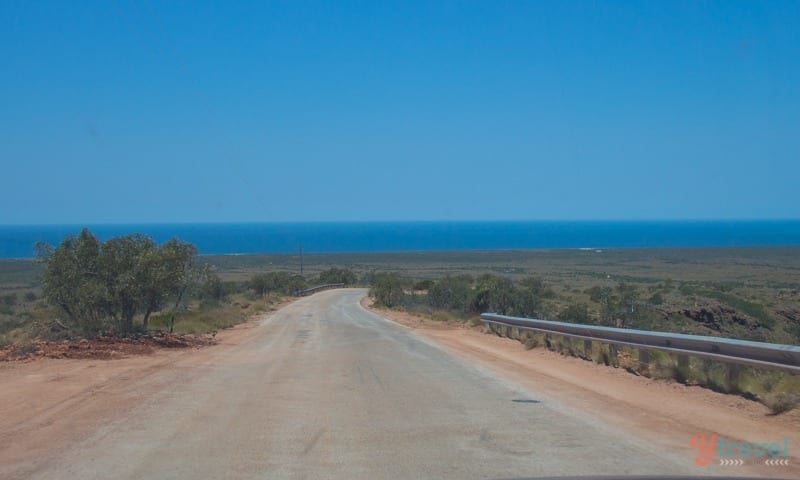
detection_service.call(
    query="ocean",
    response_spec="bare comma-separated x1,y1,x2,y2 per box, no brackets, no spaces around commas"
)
1,220,800,258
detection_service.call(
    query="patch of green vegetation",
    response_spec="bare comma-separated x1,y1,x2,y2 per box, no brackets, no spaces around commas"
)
0,259,42,287
147,291,285,335
148,305,245,334
317,267,358,285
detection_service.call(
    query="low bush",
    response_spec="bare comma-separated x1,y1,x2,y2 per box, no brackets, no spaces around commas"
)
250,272,306,296
2,293,17,306
523,333,539,350
368,272,408,307
318,267,358,285
763,392,800,415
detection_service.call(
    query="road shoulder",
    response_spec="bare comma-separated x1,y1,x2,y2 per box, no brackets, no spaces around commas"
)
360,295,800,478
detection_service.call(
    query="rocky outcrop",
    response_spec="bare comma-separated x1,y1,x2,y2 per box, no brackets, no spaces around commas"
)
775,304,800,324
656,298,763,332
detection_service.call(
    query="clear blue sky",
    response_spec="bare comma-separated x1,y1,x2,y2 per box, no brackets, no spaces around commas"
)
1,1,798,224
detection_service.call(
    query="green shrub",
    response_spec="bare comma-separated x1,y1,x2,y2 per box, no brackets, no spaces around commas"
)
472,274,516,314
368,272,408,307
558,302,590,323
648,292,664,305
250,271,307,296
318,267,358,285
428,275,474,312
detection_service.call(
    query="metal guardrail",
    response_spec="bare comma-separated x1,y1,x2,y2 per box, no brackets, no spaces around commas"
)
481,313,800,375
294,283,345,296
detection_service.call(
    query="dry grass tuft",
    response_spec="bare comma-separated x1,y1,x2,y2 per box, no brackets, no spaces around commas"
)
763,392,800,415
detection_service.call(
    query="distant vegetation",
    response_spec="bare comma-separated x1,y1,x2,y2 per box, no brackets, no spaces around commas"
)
318,267,358,286
180,246,800,346
369,272,555,320
367,271,753,333
364,266,799,345
2,245,799,363
2,241,798,410
4,246,800,346
249,271,307,297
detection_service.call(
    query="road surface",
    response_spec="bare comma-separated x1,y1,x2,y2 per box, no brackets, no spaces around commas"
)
6,289,696,479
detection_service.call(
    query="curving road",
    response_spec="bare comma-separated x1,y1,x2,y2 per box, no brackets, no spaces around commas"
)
17,288,694,479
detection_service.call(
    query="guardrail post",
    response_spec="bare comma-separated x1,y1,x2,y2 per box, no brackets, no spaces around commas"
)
638,349,649,375
609,344,618,365
726,364,742,393
677,354,690,381
677,354,689,369
584,340,593,360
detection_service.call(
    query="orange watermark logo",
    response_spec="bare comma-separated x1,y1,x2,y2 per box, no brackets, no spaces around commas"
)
690,433,790,466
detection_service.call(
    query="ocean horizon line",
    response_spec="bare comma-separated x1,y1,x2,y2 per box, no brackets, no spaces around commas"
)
2,220,800,259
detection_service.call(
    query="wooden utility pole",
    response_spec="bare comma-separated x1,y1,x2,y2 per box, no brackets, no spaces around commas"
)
299,242,304,275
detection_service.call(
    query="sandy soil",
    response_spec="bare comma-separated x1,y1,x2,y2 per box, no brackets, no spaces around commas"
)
361,297,800,477
0,319,262,474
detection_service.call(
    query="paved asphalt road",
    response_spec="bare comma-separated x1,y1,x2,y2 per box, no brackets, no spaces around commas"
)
24,289,694,479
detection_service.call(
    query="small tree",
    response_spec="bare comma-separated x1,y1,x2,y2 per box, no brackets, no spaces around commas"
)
37,228,106,335
648,292,665,305
369,272,407,307
471,274,515,314
37,228,198,335
199,274,226,302
142,239,197,329
2,293,17,306
99,234,157,333
614,282,640,327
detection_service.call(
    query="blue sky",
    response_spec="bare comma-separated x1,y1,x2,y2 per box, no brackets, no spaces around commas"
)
1,0,798,224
